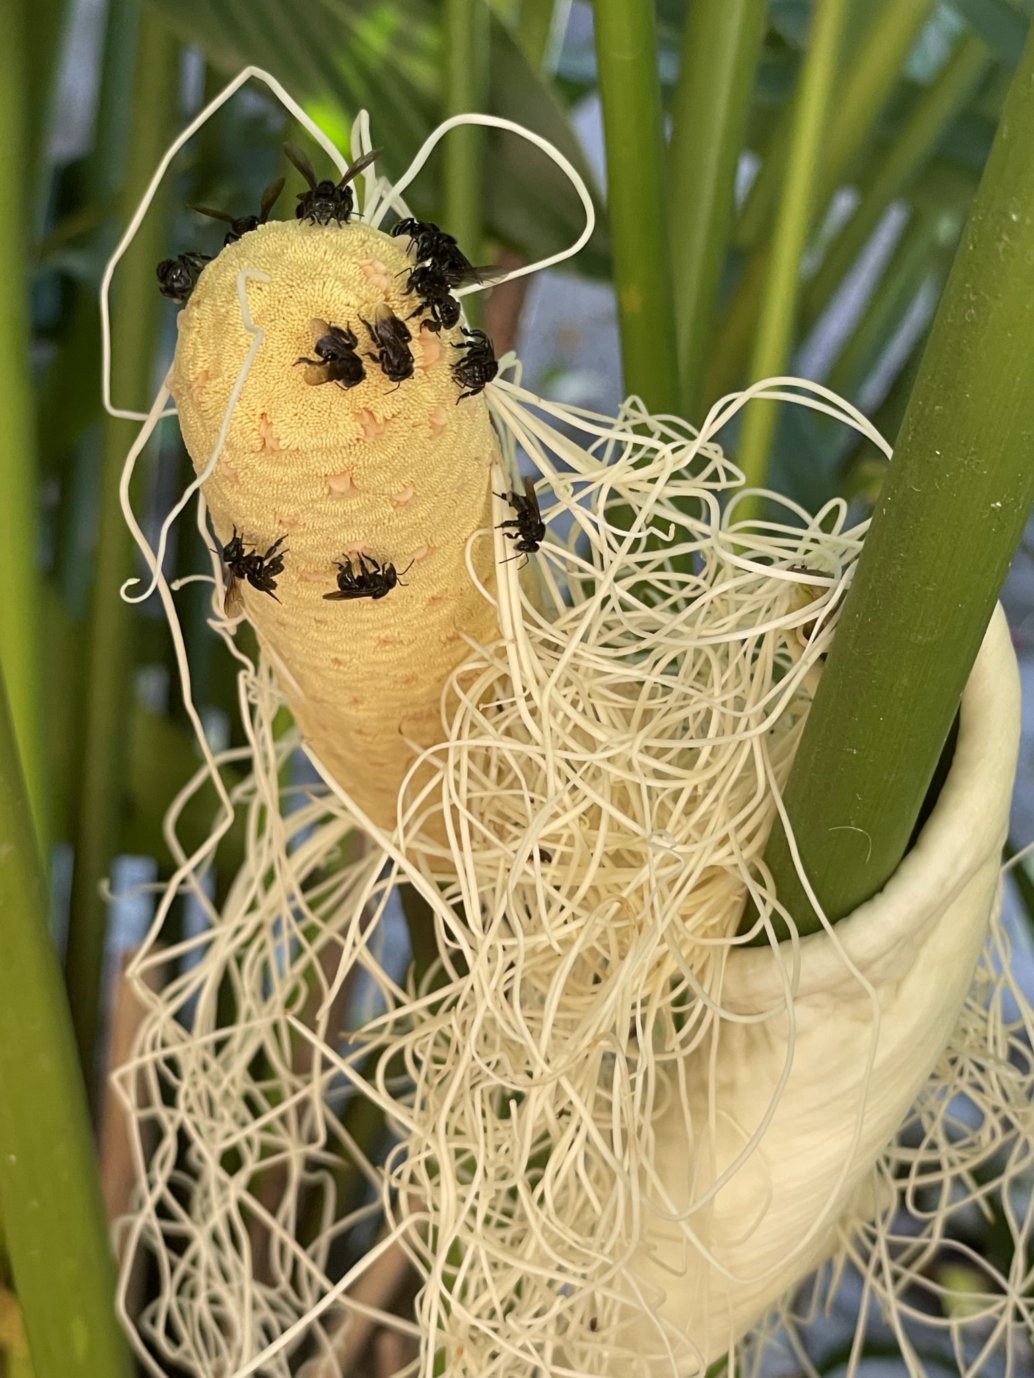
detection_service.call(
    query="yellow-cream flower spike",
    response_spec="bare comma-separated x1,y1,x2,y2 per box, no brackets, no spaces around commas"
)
102,69,594,829
172,217,501,827
106,71,1033,1378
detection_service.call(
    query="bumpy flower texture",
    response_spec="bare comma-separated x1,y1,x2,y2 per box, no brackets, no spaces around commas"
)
105,71,1034,1378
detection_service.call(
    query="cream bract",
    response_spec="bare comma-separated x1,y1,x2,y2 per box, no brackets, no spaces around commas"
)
624,607,1020,1370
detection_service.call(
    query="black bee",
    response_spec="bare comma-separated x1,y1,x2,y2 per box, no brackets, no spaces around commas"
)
294,319,366,389
283,143,379,225
392,217,478,287
219,527,288,609
323,552,412,601
188,177,285,246
404,264,462,333
156,251,212,304
496,477,546,564
391,217,445,259
360,304,414,385
451,327,498,401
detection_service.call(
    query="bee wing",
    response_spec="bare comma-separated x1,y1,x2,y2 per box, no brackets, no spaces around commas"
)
338,147,381,188
301,362,332,387
309,317,332,342
453,263,504,288
373,302,411,340
283,141,318,189
523,475,540,509
223,578,245,617
258,177,286,223
189,202,235,225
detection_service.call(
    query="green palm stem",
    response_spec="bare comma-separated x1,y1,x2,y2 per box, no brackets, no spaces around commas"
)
760,23,1034,938
38,0,142,456
92,0,145,204
401,882,442,988
735,0,852,501
702,245,766,407
1,1222,37,1378
666,0,768,419
707,0,938,407
803,32,991,330
1004,839,1034,936
822,206,953,403
736,0,934,252
591,0,679,414
39,0,149,856
0,1,46,849
66,12,180,1088
21,0,69,204
444,0,490,327
868,333,925,444
518,0,557,69
839,331,927,506
0,667,132,1378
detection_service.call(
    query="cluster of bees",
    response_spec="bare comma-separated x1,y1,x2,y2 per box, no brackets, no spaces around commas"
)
218,475,545,615
157,144,497,400
157,144,543,610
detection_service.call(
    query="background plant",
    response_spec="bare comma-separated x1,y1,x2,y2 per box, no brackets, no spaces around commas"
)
2,1,1033,1374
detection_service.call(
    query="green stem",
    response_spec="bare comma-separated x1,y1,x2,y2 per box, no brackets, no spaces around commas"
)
736,0,852,495
1004,839,1034,936
591,0,679,413
66,12,180,1087
823,206,952,401
709,0,937,406
666,0,767,419
444,0,490,327
839,332,926,504
761,23,1034,936
803,32,991,327
737,0,934,251
400,882,442,989
20,0,70,204
702,246,765,406
0,1,46,849
866,332,925,444
518,0,557,69
0,667,132,1378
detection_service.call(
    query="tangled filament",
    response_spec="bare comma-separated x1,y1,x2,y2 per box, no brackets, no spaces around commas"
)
105,71,1033,1378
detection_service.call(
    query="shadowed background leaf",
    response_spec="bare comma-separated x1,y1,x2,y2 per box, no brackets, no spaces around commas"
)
144,0,609,273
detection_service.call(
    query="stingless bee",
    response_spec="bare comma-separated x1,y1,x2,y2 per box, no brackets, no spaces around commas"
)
391,217,480,286
451,327,498,401
360,304,414,385
496,477,546,565
294,319,366,389
323,552,413,601
404,264,462,333
283,143,379,225
218,527,288,611
156,251,212,304
188,177,285,245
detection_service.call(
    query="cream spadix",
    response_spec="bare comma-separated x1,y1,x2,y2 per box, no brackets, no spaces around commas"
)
170,218,502,829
